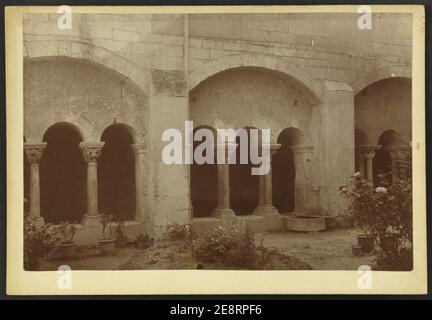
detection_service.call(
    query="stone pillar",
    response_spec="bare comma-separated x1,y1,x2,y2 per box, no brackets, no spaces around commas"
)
357,145,381,183
291,146,315,213
79,142,104,226
24,143,47,219
211,143,236,218
131,143,146,222
355,152,366,178
384,145,400,180
253,144,280,216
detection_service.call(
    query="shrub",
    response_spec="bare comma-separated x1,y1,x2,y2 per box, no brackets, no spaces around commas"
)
341,152,413,270
24,214,60,270
192,226,256,268
135,233,153,250
166,223,191,242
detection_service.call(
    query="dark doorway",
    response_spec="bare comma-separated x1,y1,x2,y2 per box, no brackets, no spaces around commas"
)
99,124,136,221
229,127,259,215
273,128,302,213
40,123,86,223
373,130,399,180
190,126,217,217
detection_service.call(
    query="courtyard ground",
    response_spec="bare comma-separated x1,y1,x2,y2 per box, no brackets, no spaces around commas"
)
40,228,374,271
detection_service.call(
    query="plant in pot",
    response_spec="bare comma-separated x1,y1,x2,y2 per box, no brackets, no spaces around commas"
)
57,221,78,259
99,214,116,255
115,219,129,248
340,173,377,254
341,167,413,261
24,214,60,270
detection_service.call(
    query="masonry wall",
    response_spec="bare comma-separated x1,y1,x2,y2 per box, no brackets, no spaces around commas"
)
23,12,413,233
355,78,412,143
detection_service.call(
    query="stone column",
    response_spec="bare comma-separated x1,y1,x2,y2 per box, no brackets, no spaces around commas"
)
291,146,315,213
355,152,366,178
358,145,381,183
211,143,236,218
253,144,280,216
79,142,104,226
131,143,146,222
24,143,47,219
384,145,400,180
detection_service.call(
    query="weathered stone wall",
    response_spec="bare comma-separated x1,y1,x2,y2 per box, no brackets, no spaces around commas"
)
355,78,412,143
190,69,315,143
24,58,147,143
23,12,413,234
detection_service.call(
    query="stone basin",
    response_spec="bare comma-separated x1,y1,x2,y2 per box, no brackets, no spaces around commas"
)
285,215,326,232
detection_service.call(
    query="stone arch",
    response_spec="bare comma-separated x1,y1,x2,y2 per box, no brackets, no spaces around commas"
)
273,127,305,213
229,126,260,216
190,125,218,217
99,123,136,221
352,65,411,95
189,53,323,104
24,57,148,143
40,122,86,223
24,40,149,97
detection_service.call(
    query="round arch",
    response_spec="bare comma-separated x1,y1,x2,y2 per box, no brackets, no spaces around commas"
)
40,122,86,223
189,53,323,104
352,65,411,95
24,40,149,97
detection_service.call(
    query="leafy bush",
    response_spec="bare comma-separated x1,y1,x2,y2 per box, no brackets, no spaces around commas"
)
24,214,60,270
135,233,153,250
192,226,256,268
57,221,78,244
341,164,412,270
166,223,191,242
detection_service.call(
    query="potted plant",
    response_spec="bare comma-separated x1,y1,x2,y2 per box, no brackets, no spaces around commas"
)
99,214,116,255
57,221,78,259
115,219,129,248
341,173,376,254
24,214,59,270
341,170,412,257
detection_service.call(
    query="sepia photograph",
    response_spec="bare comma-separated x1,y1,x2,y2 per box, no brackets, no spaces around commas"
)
5,5,427,295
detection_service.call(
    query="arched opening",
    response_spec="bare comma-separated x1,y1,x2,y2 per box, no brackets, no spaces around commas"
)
373,130,400,180
98,124,136,221
273,128,303,213
229,127,260,215
40,123,86,223
190,126,217,217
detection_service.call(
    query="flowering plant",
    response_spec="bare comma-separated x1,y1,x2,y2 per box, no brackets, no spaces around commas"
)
340,172,412,250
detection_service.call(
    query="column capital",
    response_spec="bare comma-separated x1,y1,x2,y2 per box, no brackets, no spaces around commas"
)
131,143,146,154
24,143,47,164
79,142,105,163
357,145,381,159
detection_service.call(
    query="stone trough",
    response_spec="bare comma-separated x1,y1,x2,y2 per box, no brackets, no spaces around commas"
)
284,215,326,232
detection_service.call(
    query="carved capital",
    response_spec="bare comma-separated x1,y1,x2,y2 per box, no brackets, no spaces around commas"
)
79,142,105,163
357,145,381,160
131,143,146,155
24,143,47,164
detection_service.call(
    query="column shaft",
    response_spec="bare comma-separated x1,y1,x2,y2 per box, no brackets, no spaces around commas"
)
24,143,47,219
80,142,104,226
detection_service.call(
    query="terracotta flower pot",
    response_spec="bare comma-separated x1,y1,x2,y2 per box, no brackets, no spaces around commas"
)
59,242,77,259
357,234,374,254
99,239,116,255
